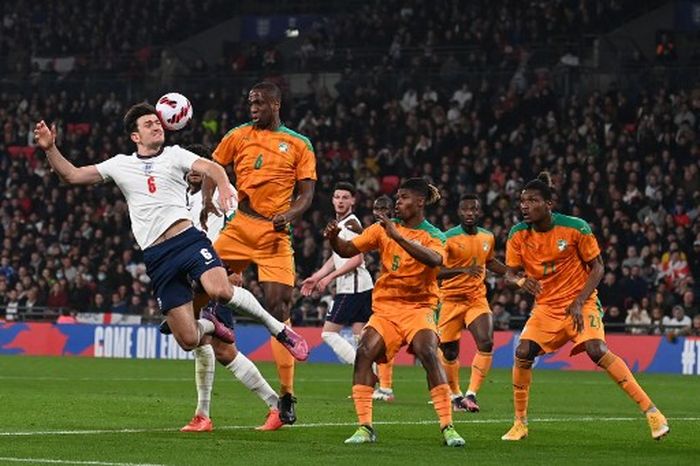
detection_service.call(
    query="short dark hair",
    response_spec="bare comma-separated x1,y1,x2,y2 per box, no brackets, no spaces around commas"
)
333,182,356,196
374,195,394,208
400,177,441,205
183,143,212,160
523,171,554,201
251,82,281,103
123,103,158,134
460,193,480,203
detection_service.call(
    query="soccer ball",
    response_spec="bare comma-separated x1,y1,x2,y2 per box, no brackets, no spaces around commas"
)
156,92,193,131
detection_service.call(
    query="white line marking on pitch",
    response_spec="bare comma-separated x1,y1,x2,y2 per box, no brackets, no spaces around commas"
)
0,417,697,437
0,457,165,466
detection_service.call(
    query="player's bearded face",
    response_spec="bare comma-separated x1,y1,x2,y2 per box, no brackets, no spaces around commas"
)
134,115,164,149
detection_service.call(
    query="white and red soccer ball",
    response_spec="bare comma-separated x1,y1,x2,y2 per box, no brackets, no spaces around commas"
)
156,92,193,131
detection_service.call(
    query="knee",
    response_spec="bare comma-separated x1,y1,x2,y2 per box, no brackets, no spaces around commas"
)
514,342,535,361
476,338,493,353
177,333,199,351
440,343,459,362
414,345,439,366
585,341,608,363
210,284,233,303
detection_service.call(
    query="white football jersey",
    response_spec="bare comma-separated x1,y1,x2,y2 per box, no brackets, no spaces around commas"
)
187,184,237,243
333,213,373,294
95,145,203,249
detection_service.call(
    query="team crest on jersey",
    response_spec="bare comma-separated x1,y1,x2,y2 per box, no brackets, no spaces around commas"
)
143,162,154,175
482,241,489,252
557,239,568,251
278,141,289,153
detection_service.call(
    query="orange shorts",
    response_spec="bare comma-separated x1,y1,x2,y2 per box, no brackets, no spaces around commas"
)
520,299,605,355
438,297,491,343
366,307,438,362
213,212,295,286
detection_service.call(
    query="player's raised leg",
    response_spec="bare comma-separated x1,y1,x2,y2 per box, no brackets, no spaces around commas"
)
411,329,465,447
464,312,494,412
585,339,669,439
198,268,308,361
345,327,384,444
502,339,539,441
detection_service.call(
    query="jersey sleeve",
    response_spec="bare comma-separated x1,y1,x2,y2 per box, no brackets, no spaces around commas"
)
173,146,203,173
295,143,317,181
486,235,496,261
506,233,523,268
351,223,381,253
426,234,447,263
213,130,238,166
94,155,120,181
576,228,601,263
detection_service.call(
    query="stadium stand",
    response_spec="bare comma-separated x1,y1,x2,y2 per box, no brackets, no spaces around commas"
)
0,0,697,336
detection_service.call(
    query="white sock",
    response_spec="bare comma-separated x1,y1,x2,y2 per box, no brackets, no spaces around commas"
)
226,353,279,409
197,319,215,343
194,345,215,417
465,390,476,397
322,331,356,364
227,286,285,335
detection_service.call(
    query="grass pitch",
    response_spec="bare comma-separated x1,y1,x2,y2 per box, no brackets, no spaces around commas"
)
0,356,697,465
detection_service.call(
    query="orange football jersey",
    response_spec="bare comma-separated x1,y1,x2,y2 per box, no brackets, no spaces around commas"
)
352,220,446,318
213,123,316,218
440,226,495,301
506,213,601,310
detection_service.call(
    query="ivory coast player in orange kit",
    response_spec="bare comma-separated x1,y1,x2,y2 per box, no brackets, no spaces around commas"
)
501,172,669,441
438,194,508,413
325,178,465,447
204,82,316,426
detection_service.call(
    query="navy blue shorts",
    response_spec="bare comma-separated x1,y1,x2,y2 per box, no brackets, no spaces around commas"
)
143,227,223,313
326,290,373,325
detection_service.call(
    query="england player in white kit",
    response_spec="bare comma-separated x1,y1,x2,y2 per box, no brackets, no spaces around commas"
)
33,104,308,370
301,183,373,364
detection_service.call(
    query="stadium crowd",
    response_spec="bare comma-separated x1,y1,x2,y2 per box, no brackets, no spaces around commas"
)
1,0,698,337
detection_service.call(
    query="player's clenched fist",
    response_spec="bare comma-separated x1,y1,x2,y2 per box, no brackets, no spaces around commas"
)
324,220,340,239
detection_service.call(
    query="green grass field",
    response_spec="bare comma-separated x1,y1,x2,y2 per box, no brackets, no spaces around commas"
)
0,356,698,465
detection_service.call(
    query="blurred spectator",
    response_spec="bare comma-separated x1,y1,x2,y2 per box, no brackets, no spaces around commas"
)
46,282,69,309
691,315,700,336
492,302,511,331
603,306,626,333
625,303,651,335
662,305,692,337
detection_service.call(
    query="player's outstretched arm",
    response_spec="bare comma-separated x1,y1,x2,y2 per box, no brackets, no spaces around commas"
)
377,213,442,267
34,121,102,185
325,220,361,258
486,258,507,275
565,255,605,333
437,267,472,280
505,265,542,295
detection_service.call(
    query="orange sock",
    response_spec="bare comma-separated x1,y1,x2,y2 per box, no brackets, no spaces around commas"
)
352,384,374,426
513,357,533,421
430,384,453,429
378,360,394,390
597,351,653,412
270,319,295,395
439,353,461,395
467,351,493,395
